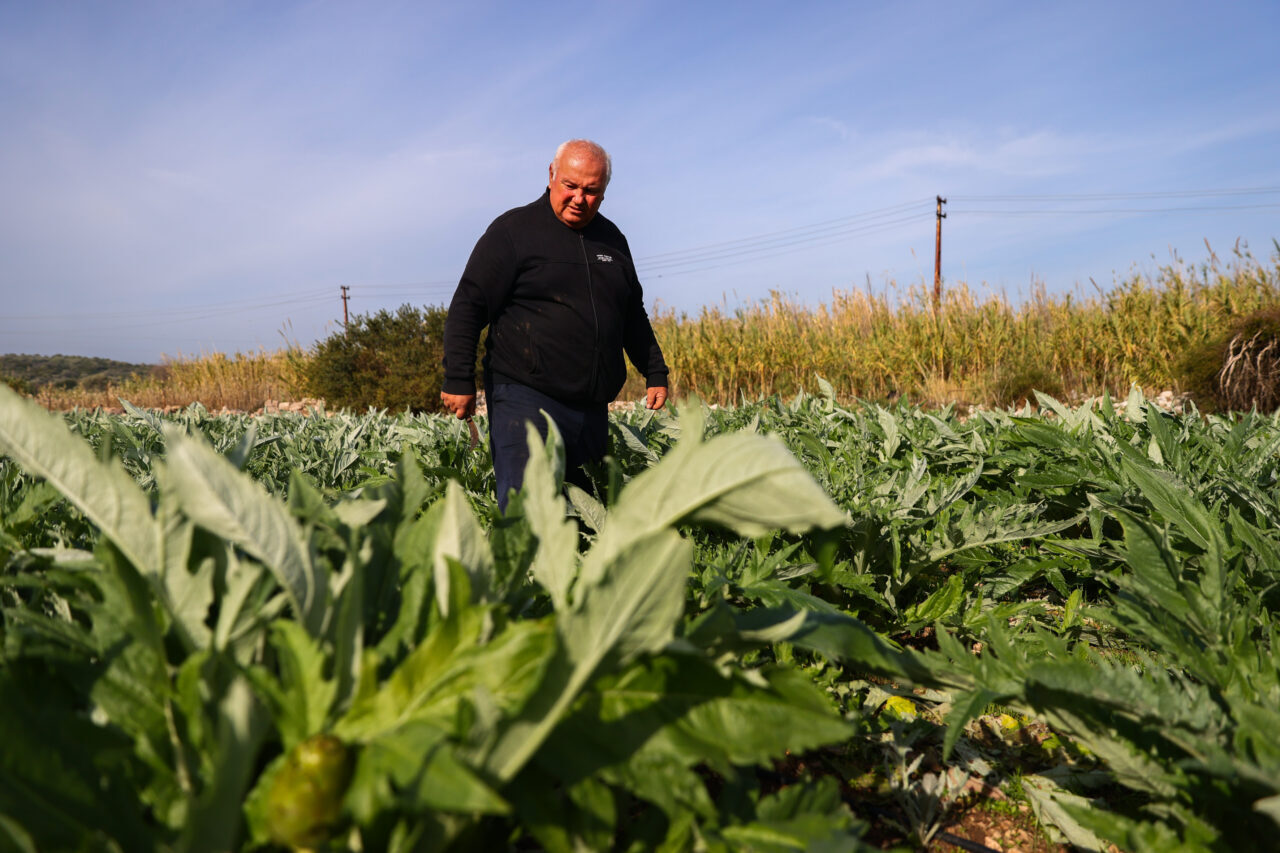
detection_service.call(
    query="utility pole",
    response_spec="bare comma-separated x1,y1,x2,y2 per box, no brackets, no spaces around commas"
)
934,196,947,313
340,286,350,327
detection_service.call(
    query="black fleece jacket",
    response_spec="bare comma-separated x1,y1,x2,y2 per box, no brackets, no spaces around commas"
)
441,191,669,404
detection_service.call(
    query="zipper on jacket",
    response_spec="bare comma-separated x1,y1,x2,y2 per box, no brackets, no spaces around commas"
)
578,233,601,344
578,233,603,396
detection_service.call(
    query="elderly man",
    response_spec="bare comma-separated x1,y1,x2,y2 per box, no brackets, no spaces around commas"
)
441,139,669,510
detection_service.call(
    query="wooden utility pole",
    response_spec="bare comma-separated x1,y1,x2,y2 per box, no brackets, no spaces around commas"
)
340,286,350,327
933,196,947,313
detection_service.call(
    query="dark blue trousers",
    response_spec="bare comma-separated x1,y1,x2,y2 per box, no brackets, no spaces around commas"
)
487,383,609,511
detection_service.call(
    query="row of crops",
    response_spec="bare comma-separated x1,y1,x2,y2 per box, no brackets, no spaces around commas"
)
2,384,1279,851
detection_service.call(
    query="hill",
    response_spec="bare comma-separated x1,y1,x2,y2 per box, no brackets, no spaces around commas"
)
0,353,158,391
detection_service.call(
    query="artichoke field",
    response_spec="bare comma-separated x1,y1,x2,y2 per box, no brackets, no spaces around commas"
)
1,384,1278,852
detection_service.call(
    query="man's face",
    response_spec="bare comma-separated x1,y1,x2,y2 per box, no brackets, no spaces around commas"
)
548,151,608,229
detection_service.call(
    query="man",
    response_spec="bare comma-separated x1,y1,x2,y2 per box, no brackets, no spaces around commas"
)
441,139,669,510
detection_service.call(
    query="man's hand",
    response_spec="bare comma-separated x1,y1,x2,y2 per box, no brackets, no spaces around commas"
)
645,386,668,410
440,392,476,419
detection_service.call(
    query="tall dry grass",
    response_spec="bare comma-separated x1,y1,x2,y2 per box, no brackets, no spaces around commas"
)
621,245,1280,407
41,348,310,412
35,246,1280,412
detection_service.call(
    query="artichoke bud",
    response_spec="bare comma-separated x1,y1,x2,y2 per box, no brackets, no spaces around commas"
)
266,733,355,850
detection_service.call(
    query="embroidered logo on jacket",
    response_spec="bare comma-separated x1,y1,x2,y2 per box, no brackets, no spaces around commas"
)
596,254,613,263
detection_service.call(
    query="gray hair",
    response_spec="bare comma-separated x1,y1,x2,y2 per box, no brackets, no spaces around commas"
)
552,139,612,186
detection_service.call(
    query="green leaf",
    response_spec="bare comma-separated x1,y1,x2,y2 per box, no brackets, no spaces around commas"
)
430,480,493,615
570,530,692,666
482,530,692,783
179,675,270,853
1114,512,1192,621
942,688,1002,760
736,609,936,685
155,496,213,652
521,419,580,611
484,414,843,785
902,574,965,625
255,621,339,749
505,769,615,853
1254,794,1280,831
0,667,155,851
1120,457,1223,555
212,552,274,657
540,655,852,784
720,813,861,853
160,427,324,635
346,722,509,821
1061,587,1084,632
876,406,902,459
584,408,846,590
599,751,717,824
1022,773,1107,852
0,384,160,576
338,605,555,743
331,498,388,530
1124,385,1146,421
0,816,37,853
565,482,607,533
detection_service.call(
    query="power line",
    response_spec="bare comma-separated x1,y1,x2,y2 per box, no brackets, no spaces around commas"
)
639,214,929,279
948,186,1280,218
7,291,333,322
6,184,1274,335
951,186,1280,202
636,198,931,264
640,214,929,274
952,203,1280,216
6,280,457,333
636,200,934,278
349,284,457,304
357,280,456,292
0,303,334,337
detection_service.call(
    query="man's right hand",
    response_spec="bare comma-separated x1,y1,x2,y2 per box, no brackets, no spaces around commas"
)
440,392,476,419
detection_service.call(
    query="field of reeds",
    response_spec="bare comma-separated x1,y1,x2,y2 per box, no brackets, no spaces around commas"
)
626,245,1280,407
30,244,1280,412
31,348,312,413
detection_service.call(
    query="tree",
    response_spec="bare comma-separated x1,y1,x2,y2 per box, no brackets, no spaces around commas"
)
304,304,449,413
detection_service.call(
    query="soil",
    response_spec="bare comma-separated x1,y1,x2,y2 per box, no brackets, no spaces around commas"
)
931,801,1067,853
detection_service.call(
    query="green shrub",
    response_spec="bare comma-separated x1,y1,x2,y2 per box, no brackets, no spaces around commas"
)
1176,305,1280,412
304,304,448,413
1,374,31,395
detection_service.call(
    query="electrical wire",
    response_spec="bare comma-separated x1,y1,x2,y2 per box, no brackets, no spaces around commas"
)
951,186,1280,202
637,198,931,263
636,199,934,278
640,211,930,272
953,204,1280,216
7,291,333,323
5,281,456,337
639,213,930,279
949,187,1280,217
350,282,456,302
7,185,1274,336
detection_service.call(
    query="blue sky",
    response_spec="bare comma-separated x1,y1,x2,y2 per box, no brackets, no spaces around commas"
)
2,0,1278,364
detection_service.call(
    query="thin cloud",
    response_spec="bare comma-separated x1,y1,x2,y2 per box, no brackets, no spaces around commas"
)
854,129,1116,181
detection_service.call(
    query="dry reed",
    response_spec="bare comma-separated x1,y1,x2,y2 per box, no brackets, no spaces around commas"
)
621,246,1280,407
40,348,310,412
35,246,1280,412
